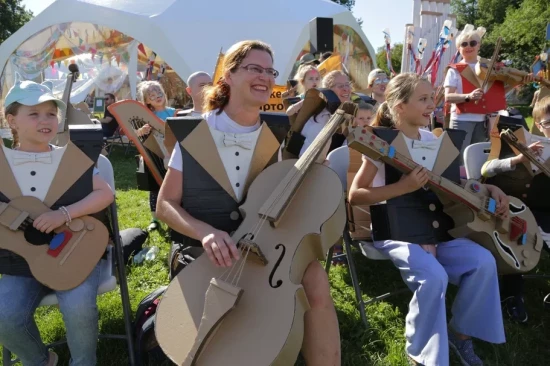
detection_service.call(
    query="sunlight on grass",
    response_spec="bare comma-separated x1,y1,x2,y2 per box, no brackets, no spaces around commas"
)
1,144,549,366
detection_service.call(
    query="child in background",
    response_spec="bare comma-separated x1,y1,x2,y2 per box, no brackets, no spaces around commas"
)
353,101,375,127
137,81,176,231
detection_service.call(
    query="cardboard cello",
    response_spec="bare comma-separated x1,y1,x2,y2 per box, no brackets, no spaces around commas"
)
154,101,355,365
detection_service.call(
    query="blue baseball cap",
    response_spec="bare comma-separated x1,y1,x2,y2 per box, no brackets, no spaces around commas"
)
4,73,66,112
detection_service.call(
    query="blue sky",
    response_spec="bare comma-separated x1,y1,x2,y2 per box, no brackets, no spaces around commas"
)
22,0,411,50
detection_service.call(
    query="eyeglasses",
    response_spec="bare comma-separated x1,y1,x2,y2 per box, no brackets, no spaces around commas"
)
460,40,478,48
240,64,279,78
333,82,352,89
537,119,550,128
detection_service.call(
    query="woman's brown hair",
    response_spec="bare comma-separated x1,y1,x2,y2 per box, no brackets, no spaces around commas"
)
4,102,23,147
203,40,274,115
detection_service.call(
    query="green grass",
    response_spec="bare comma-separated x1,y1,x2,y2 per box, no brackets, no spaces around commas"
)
1,144,550,366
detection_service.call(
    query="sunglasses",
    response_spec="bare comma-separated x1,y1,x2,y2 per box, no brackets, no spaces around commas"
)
460,40,478,48
373,78,389,85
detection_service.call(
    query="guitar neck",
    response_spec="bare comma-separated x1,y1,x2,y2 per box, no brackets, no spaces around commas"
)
347,127,485,213
502,132,550,178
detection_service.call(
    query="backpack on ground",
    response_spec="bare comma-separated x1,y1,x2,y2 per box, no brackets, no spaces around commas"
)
133,286,169,365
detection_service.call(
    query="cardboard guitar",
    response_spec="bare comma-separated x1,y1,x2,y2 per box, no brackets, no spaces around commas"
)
347,126,544,274
0,196,109,290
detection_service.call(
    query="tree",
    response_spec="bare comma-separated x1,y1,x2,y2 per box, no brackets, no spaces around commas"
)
487,0,549,70
331,0,355,10
375,43,403,75
0,0,33,44
477,0,522,35
451,0,479,30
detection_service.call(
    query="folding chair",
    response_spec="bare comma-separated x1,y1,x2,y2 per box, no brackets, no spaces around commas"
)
325,146,409,329
463,142,491,180
104,127,132,157
2,155,136,366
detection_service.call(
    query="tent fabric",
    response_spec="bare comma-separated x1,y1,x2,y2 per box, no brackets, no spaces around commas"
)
0,0,376,90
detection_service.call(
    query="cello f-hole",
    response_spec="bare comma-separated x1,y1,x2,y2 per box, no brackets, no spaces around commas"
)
269,244,286,288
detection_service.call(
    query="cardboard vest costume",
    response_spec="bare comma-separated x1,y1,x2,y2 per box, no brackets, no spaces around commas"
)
0,140,107,277
167,116,286,246
449,63,506,115
370,128,465,244
486,120,550,231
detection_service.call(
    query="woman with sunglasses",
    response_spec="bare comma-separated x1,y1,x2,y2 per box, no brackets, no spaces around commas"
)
444,30,533,155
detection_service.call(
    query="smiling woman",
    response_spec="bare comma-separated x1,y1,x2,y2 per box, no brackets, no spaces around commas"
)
155,39,342,366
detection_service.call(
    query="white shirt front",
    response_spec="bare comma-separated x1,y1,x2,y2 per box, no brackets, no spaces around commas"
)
364,129,437,191
168,110,262,201
2,145,99,202
444,63,486,122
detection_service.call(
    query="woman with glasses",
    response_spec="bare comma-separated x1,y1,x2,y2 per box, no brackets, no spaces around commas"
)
444,30,533,154
156,40,341,366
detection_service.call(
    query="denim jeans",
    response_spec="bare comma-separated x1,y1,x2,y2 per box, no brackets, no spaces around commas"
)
0,263,102,366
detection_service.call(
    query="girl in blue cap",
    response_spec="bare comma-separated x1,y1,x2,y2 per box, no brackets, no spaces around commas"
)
0,75,114,366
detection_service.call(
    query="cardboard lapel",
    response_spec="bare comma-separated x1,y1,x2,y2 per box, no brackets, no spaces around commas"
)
43,142,94,207
243,123,281,194
181,121,237,201
460,65,482,89
431,131,460,176
0,146,23,200
390,132,413,161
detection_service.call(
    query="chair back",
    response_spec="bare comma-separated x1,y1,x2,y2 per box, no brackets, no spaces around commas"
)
463,142,491,180
326,146,350,190
97,154,116,192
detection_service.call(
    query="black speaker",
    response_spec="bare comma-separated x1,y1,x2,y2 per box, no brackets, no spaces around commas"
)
309,17,334,54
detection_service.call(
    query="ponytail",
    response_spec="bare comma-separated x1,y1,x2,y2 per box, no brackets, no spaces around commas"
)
371,102,394,128
203,79,231,115
4,102,22,148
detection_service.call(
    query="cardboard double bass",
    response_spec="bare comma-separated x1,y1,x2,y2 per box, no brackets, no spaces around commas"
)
154,99,355,365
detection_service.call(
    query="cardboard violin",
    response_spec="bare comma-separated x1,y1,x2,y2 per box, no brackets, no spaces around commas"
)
476,57,550,89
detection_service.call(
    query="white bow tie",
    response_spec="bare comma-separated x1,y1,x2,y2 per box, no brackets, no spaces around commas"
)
223,133,254,150
12,151,52,166
412,140,439,150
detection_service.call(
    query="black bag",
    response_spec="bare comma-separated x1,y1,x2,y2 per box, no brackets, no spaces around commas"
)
169,243,204,280
133,286,169,365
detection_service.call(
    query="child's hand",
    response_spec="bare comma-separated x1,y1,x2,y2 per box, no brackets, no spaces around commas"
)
138,124,152,136
33,210,67,233
398,166,429,194
516,141,543,164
